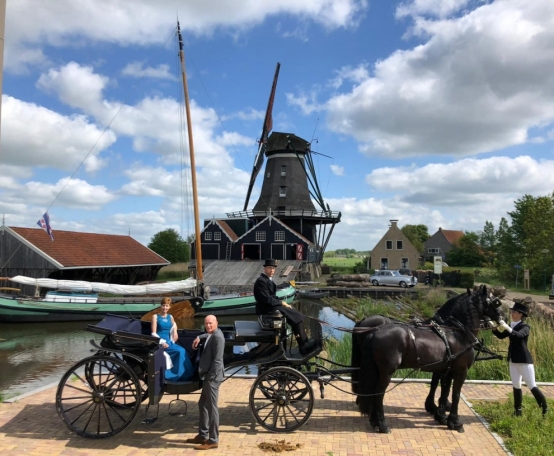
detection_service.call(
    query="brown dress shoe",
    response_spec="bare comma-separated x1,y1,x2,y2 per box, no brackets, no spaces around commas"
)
194,442,219,450
185,435,208,444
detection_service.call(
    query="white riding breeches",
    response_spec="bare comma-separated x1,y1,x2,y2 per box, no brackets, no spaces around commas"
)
509,362,537,389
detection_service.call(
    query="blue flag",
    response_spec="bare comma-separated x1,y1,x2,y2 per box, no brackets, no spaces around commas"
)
37,212,54,241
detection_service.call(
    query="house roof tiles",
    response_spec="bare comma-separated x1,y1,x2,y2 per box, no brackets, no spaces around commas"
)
9,227,169,268
441,229,465,245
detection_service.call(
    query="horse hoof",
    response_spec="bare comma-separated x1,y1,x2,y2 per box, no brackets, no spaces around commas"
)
378,425,391,434
447,423,464,433
435,417,447,425
425,404,437,414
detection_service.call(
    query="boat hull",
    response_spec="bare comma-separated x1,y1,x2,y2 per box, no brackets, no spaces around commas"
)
194,285,296,317
0,294,161,323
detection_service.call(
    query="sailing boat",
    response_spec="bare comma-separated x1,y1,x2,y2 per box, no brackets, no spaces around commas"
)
0,23,295,322
170,22,296,317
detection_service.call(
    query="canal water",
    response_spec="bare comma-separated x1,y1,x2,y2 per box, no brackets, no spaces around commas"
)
0,300,353,398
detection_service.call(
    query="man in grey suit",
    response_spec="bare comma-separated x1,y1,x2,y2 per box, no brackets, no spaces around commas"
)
186,315,225,450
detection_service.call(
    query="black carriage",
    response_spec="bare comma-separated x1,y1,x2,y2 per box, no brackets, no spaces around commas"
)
55,312,328,438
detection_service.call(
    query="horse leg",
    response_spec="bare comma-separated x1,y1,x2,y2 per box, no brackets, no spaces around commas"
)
374,373,393,433
425,372,441,414
434,370,453,425
446,369,467,433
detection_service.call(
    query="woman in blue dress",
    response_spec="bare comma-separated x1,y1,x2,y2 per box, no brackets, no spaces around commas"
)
151,297,194,382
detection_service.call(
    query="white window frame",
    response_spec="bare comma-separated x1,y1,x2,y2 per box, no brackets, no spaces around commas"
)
214,232,221,241
256,231,266,242
428,248,439,254
279,186,287,197
275,231,285,242
204,232,212,241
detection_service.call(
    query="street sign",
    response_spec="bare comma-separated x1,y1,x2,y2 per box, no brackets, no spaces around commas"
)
514,265,522,269
434,256,443,274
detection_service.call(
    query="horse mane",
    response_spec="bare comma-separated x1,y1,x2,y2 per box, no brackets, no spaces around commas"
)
443,287,485,337
433,290,471,322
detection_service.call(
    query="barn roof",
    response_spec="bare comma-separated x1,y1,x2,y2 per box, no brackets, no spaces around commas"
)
6,226,169,269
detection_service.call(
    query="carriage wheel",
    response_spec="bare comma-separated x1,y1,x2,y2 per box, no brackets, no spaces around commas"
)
94,352,148,406
249,366,314,433
56,355,142,438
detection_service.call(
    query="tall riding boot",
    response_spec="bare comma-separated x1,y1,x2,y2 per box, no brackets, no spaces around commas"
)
293,321,317,355
531,387,548,416
513,388,523,416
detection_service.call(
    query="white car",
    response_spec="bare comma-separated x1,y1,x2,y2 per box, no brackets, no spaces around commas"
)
370,270,417,288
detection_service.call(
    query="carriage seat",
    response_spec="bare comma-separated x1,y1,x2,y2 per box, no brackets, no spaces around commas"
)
233,320,275,342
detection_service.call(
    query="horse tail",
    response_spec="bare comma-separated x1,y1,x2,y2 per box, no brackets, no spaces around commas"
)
356,331,378,416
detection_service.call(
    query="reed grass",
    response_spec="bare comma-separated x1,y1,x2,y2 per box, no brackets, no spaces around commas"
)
324,289,554,382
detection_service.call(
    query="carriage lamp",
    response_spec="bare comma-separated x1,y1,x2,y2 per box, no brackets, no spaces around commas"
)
272,310,283,329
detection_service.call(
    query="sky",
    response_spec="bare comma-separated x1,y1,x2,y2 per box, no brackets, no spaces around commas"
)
1,0,554,252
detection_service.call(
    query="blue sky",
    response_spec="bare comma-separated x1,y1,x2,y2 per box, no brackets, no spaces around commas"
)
1,0,554,251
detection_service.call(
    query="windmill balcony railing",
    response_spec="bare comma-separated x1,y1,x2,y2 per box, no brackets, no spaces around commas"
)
225,209,341,220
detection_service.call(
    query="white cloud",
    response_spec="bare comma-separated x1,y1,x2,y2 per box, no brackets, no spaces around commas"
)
121,62,176,80
1,95,115,173
330,164,344,176
5,0,368,72
396,0,471,19
323,1,554,158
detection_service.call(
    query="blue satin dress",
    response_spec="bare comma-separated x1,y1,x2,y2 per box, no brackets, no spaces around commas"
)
156,314,194,382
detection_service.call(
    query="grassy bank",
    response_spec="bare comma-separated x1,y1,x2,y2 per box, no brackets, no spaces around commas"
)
474,398,553,456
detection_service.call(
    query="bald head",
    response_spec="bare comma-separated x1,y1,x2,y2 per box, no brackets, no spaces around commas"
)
204,315,218,334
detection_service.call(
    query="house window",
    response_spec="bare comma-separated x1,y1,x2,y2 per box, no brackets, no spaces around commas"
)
397,240,403,250
428,248,439,254
214,232,221,241
386,240,393,250
401,258,409,268
256,231,266,241
266,172,271,178
281,165,287,177
380,258,389,269
275,231,285,241
279,186,287,197
204,232,212,241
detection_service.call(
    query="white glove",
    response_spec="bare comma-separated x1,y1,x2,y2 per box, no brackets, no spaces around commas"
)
486,320,496,328
499,321,512,333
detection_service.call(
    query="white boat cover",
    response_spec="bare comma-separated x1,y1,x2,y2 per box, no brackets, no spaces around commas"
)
9,275,197,296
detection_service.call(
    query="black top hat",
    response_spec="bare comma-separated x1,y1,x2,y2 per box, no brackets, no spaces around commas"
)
511,302,528,316
263,259,278,268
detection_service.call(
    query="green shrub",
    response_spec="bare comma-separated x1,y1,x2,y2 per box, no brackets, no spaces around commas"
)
459,271,475,288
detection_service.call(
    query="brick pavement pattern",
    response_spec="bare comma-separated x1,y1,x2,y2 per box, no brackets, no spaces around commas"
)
1,380,551,456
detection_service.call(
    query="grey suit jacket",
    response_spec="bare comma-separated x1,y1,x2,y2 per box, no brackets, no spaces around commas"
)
198,328,225,382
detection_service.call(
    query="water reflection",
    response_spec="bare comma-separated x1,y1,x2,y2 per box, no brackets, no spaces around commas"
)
0,299,353,396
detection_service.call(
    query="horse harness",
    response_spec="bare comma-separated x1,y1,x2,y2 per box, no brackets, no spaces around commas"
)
408,315,479,370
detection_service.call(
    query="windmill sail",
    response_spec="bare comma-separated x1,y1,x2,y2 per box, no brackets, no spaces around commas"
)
243,62,280,211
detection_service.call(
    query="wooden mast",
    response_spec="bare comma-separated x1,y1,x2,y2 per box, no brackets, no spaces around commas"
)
177,22,203,281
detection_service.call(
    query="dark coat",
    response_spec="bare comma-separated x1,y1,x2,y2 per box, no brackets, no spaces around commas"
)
492,321,533,364
197,328,225,382
254,273,304,325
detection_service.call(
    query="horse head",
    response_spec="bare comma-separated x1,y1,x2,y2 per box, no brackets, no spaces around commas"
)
472,285,503,323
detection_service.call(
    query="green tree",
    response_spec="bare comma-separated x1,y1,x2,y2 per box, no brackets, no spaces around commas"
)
479,221,497,266
401,224,429,253
446,232,486,267
148,229,190,263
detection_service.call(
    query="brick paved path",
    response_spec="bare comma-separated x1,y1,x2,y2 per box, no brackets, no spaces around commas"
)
1,380,551,456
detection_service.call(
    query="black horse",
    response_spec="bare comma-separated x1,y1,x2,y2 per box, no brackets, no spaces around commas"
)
352,285,501,433
351,289,479,419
